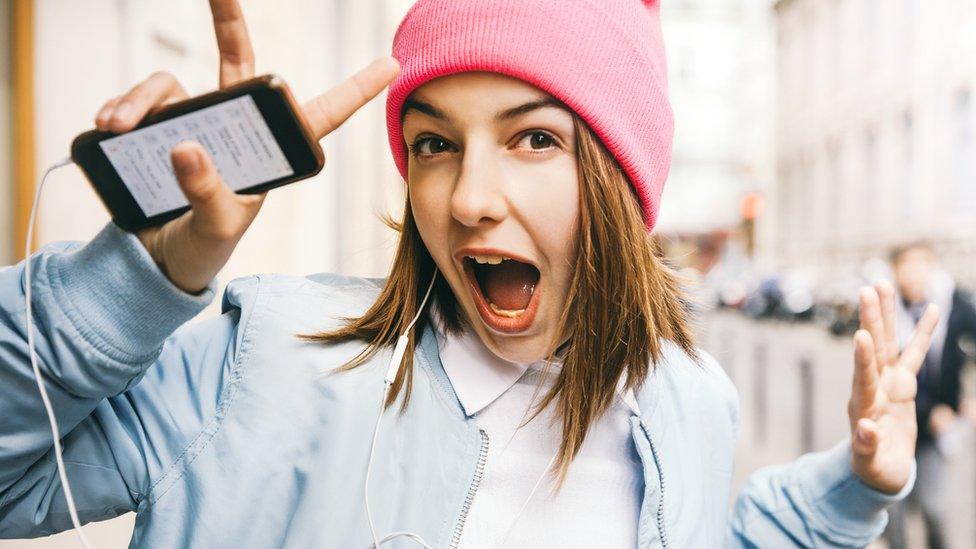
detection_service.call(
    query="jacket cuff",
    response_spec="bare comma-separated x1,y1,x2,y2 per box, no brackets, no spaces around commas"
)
801,439,916,540
49,222,216,366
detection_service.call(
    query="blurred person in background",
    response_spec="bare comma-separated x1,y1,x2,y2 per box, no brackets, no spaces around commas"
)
884,241,976,549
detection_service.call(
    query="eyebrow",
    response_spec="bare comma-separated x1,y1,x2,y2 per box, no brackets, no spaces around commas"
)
401,97,569,124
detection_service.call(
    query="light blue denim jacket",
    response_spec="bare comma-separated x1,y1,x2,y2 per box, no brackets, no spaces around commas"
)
0,223,912,548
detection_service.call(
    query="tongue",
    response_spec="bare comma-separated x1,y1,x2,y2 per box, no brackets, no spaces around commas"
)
482,261,537,310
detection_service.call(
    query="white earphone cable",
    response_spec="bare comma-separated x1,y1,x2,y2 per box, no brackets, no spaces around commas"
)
23,157,94,549
365,271,438,548
498,451,559,547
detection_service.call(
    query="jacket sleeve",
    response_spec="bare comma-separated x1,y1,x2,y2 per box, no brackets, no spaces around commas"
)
725,433,915,547
0,222,242,538
956,289,976,340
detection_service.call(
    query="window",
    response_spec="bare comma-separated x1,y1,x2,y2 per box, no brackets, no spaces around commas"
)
862,127,878,231
900,110,914,221
860,0,880,71
828,2,841,90
800,158,813,239
902,0,916,46
954,89,975,215
678,45,696,83
779,165,793,248
827,142,841,235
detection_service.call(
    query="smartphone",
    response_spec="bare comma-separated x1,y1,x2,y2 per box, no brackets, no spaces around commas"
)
71,74,325,232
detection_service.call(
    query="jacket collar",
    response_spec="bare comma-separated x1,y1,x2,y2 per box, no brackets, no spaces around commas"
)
428,308,640,418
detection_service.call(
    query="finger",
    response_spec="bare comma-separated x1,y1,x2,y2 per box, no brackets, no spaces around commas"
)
210,0,256,87
108,72,189,133
170,142,254,241
859,287,889,372
95,96,123,130
237,190,267,207
899,304,940,375
302,56,400,139
852,329,880,408
148,92,196,117
882,365,918,403
852,417,880,457
876,280,898,365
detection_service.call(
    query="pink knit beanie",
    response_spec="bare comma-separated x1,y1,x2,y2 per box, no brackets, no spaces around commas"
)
385,0,672,231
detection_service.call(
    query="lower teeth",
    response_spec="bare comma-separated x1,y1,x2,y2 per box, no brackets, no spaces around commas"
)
489,301,526,318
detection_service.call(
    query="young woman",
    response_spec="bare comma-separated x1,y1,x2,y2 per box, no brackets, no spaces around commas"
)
0,0,939,547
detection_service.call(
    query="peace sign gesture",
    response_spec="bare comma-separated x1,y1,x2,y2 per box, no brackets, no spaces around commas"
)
847,280,939,494
93,0,399,294
211,0,398,139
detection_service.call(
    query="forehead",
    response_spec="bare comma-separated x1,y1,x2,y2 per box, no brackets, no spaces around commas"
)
896,247,936,265
412,71,540,97
403,72,563,124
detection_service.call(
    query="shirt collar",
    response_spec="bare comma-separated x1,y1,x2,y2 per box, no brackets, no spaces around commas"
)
430,307,640,417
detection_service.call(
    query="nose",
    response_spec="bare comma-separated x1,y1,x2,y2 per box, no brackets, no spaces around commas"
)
450,142,508,227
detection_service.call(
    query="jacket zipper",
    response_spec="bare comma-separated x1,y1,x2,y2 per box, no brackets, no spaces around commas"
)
643,422,669,549
448,428,489,548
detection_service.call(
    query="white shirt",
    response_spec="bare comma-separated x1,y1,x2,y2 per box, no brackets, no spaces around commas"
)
432,314,643,548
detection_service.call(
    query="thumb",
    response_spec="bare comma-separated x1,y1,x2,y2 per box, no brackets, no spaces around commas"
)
170,141,248,240
171,141,235,215
852,417,880,457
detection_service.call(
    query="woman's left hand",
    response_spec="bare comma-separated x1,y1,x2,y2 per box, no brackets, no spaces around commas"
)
847,280,939,494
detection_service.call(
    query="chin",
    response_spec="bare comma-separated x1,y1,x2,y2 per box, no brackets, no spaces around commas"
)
478,327,557,365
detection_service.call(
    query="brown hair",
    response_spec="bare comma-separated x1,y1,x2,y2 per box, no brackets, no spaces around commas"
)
300,114,697,488
889,240,937,265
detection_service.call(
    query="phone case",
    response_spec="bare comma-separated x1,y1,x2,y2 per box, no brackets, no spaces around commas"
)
71,74,325,231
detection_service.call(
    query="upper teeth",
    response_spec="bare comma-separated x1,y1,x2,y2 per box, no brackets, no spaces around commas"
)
470,255,505,265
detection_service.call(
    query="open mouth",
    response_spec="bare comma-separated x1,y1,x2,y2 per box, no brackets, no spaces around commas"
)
461,254,542,333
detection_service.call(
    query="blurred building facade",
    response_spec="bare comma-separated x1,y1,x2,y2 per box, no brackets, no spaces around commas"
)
771,0,976,285
658,0,776,237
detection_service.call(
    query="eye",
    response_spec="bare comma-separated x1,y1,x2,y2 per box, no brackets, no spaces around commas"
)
408,136,456,158
515,131,558,152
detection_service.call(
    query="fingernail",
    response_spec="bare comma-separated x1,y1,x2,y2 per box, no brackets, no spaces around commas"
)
172,145,202,175
857,427,870,443
112,102,132,124
95,105,112,125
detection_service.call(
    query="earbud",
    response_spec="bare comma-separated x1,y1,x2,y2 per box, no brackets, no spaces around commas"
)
384,271,437,385
366,270,438,548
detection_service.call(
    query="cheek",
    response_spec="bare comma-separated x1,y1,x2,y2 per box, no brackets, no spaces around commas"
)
408,176,453,261
531,197,579,257
513,162,580,270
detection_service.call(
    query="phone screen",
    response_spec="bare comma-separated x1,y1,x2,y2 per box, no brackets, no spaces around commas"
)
99,94,294,217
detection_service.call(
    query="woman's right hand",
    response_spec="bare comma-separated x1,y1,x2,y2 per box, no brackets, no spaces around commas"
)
92,0,399,294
